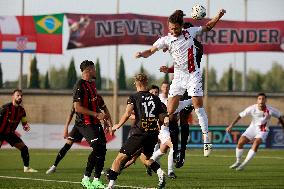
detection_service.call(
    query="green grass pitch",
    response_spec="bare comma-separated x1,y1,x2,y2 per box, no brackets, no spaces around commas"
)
0,149,283,188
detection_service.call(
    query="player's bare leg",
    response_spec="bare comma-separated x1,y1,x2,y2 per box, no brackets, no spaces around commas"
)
107,153,129,188
192,96,212,156
230,136,250,169
236,138,262,171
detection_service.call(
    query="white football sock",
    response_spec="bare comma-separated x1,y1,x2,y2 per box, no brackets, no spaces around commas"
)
174,99,192,113
168,148,174,174
108,180,115,187
236,148,244,163
195,108,209,143
242,149,256,165
151,149,165,162
154,143,160,152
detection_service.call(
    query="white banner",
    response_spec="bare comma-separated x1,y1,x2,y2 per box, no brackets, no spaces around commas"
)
1,124,122,149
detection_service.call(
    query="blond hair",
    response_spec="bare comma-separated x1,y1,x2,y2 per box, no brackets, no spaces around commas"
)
134,73,148,85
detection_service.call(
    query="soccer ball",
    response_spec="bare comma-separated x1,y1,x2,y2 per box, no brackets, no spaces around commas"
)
191,4,206,20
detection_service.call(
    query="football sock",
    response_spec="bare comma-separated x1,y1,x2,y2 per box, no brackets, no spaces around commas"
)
21,145,29,167
195,108,209,143
154,143,160,152
168,148,174,174
243,149,256,165
180,124,189,151
151,149,165,162
54,143,72,166
150,161,160,173
236,148,244,163
85,150,97,177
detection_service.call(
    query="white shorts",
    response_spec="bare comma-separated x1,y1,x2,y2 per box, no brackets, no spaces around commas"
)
242,125,269,142
158,126,171,145
169,70,203,97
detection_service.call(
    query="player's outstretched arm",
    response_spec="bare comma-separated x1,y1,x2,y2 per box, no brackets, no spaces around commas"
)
113,104,134,132
278,115,284,130
202,9,226,32
135,46,159,59
226,115,241,132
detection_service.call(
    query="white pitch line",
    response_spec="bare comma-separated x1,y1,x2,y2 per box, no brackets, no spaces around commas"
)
187,154,284,160
0,175,156,189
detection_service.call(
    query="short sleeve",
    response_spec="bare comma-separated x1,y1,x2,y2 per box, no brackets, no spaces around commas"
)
73,81,83,103
97,95,106,109
269,107,282,118
187,26,202,38
127,95,135,105
153,36,168,50
239,105,254,118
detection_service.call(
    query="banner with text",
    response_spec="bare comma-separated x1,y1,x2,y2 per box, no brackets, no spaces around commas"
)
66,13,284,53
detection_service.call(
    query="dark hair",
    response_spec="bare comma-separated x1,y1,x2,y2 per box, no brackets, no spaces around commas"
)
168,10,185,26
150,85,159,92
80,60,94,72
257,93,267,98
13,89,22,94
183,22,193,29
161,80,169,85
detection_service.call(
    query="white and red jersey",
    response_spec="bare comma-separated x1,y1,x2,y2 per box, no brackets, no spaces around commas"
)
159,94,168,106
153,26,202,74
239,104,282,131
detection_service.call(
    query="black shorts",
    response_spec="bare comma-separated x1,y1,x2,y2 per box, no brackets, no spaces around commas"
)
68,126,84,142
120,132,158,158
75,124,106,147
0,132,23,147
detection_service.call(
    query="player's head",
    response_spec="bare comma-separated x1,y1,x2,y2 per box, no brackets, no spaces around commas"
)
134,73,148,89
149,85,159,96
160,80,170,95
168,10,184,37
257,93,267,108
80,60,96,78
12,89,23,105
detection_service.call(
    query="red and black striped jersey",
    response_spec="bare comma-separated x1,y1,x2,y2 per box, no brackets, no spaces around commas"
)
0,102,26,134
73,79,100,125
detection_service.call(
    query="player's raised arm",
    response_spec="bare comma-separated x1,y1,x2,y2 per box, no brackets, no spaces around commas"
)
202,9,226,32
135,46,159,58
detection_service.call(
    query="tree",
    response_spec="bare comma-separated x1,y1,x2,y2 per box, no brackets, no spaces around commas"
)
66,57,77,89
228,64,233,91
263,62,284,92
29,56,40,88
0,63,3,88
95,58,102,90
118,56,127,90
44,71,50,89
219,67,242,91
208,67,219,91
140,64,145,73
164,63,169,83
247,70,263,91
49,65,67,89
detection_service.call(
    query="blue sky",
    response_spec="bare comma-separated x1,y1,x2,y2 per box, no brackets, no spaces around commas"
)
0,0,284,83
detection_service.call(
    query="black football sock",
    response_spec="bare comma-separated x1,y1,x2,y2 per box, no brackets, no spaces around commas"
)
54,143,72,166
21,145,30,167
